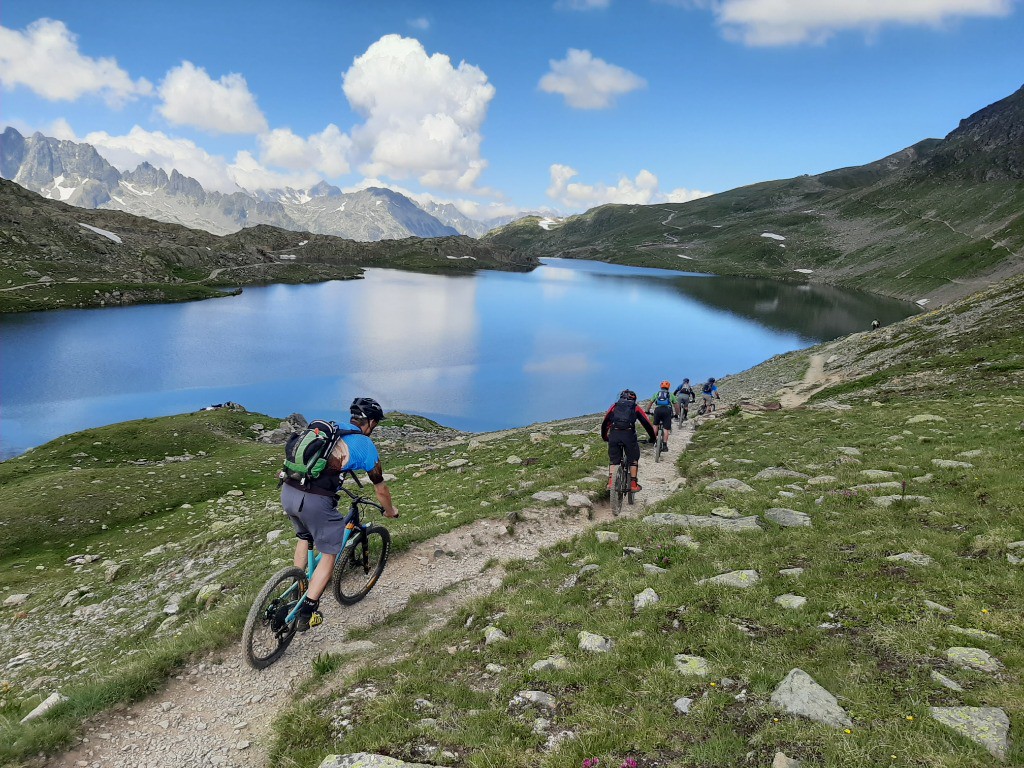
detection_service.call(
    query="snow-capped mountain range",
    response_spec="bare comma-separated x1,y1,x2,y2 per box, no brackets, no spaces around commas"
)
0,127,521,240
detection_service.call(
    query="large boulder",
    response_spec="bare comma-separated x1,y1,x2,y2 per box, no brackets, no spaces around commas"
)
770,669,852,729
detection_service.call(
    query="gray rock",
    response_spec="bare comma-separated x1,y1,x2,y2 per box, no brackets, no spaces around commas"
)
644,513,762,532
806,475,838,485
906,414,946,424
949,626,1001,640
773,753,802,768
673,696,694,714
531,490,565,503
266,530,284,543
642,564,667,576
483,626,508,645
622,546,643,556
886,551,933,566
924,600,953,614
932,459,973,469
566,493,592,508
195,583,223,606
318,754,435,768
860,469,899,480
512,690,557,710
872,495,931,507
930,707,1010,761
775,594,807,609
779,567,804,577
578,564,600,576
578,631,613,653
710,506,740,519
506,455,523,465
947,647,1003,673
836,446,861,456
446,458,470,468
850,481,903,492
754,467,809,480
595,531,619,543
633,588,660,610
764,508,812,528
19,691,67,724
930,670,964,692
697,569,760,588
484,663,505,673
3,593,30,607
674,654,710,676
770,668,852,729
705,478,755,493
531,655,570,672
674,534,700,549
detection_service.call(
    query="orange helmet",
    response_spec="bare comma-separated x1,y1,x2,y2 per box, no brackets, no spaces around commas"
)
660,380,671,389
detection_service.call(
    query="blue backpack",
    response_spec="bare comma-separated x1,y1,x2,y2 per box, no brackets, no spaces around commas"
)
655,389,671,407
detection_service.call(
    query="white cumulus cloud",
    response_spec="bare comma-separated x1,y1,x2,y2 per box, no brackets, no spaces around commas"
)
257,125,352,177
689,0,1014,46
555,0,612,9
228,150,320,192
342,34,496,192
539,49,646,109
157,61,268,134
0,18,152,106
547,164,713,209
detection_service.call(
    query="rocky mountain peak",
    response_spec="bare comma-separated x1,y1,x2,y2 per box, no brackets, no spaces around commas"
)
926,83,1024,180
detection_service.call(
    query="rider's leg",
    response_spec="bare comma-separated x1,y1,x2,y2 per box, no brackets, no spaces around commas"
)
306,553,337,601
607,463,617,489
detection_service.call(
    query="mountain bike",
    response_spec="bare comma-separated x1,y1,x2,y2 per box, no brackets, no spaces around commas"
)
242,472,391,670
610,456,635,515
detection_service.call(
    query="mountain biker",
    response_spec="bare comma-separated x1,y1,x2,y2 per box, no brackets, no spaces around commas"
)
673,378,695,421
647,380,677,451
700,377,720,412
280,397,398,632
601,389,656,493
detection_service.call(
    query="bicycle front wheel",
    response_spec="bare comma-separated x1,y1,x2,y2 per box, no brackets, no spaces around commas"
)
242,566,305,670
333,526,391,605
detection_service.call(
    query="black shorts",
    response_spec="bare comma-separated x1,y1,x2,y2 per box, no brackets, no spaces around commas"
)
608,428,640,465
652,405,673,429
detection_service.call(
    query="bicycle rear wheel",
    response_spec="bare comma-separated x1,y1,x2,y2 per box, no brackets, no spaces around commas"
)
611,463,627,516
333,526,391,605
242,566,305,670
654,432,664,463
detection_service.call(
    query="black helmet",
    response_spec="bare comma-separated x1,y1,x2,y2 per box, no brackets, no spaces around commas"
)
350,397,385,422
619,389,637,401
709,377,716,383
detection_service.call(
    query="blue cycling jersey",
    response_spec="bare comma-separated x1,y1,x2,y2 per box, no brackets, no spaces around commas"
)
339,433,380,472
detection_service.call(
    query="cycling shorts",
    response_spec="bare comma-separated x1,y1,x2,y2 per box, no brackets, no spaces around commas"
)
652,405,673,429
281,482,345,555
607,428,640,466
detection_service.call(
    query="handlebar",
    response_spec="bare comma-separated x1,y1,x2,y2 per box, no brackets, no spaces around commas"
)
339,471,394,517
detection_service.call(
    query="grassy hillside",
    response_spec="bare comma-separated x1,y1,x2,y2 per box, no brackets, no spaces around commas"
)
486,89,1024,306
2,273,1023,766
0,179,538,313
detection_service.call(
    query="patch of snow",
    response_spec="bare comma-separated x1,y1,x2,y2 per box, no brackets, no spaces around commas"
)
779,244,786,248
538,217,560,230
446,255,477,260
121,181,154,197
677,254,694,260
56,184,77,201
278,255,297,261
375,199,383,206
711,225,723,228
761,232,786,241
803,210,816,214
793,268,813,274
298,240,308,246
78,223,122,244
109,195,125,204
916,298,930,306
336,203,346,212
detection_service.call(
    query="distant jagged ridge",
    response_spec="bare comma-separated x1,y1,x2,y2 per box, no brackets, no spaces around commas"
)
0,127,504,241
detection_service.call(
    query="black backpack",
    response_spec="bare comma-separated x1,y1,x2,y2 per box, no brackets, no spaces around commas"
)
282,420,360,487
702,382,713,394
610,398,637,429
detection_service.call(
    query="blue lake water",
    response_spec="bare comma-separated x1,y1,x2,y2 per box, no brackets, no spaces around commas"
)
0,259,917,458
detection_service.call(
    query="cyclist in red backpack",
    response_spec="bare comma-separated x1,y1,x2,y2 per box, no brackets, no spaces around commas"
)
601,389,656,493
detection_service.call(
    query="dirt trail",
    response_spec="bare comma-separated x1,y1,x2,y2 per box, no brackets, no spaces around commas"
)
51,425,694,768
777,354,841,409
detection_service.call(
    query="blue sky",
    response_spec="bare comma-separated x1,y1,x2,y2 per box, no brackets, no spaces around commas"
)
1,0,1022,217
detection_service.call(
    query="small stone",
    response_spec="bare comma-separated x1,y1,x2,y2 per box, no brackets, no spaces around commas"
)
697,569,760,588
924,600,953,614
705,478,755,493
886,551,933,566
3,593,29,607
513,690,557,710
531,655,570,672
483,626,508,645
633,588,660,610
578,564,600,575
531,490,565,503
860,469,899,480
836,446,861,456
485,663,505,673
949,626,1001,640
770,668,852,729
19,691,67,724
930,670,964,692
673,696,694,714
642,563,667,576
806,475,838,485
578,631,613,653
195,583,223,606
930,706,1010,761
674,654,710,676
754,467,809,480
775,594,807,609
506,455,523,465
773,753,802,768
710,506,740,519
947,647,1003,673
595,531,619,543
906,414,946,424
266,530,284,543
674,534,699,549
566,493,592,508
932,459,974,469
779,567,804,577
226,489,244,496
764,508,812,528
446,458,470,468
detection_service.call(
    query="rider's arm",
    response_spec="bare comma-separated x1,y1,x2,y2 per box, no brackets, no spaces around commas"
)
635,406,657,440
367,462,398,518
601,406,613,441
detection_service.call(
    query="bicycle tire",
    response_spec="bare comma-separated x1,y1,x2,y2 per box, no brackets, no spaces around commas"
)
611,463,627,516
242,566,305,670
333,526,391,605
697,400,707,416
654,432,664,463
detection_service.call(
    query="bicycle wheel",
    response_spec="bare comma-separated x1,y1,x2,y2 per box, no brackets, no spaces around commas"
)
654,432,664,463
333,526,391,605
611,463,627,516
697,400,707,416
242,566,305,670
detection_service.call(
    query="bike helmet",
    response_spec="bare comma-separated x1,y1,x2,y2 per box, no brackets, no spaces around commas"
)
350,396,385,422
708,377,716,383
660,380,671,389
683,378,689,383
619,389,637,401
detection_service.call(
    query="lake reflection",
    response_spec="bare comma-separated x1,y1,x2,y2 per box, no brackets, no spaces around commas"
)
0,259,916,457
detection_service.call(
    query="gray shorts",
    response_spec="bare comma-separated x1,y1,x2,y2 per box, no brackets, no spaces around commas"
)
281,483,345,555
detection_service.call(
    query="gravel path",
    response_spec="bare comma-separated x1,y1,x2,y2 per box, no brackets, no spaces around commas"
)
50,425,694,768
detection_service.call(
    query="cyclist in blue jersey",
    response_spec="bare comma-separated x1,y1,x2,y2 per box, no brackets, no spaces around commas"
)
280,397,398,631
